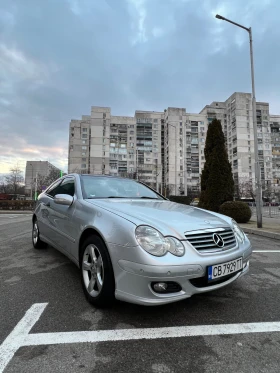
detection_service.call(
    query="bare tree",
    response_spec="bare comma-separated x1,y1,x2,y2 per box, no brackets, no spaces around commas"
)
235,177,255,200
0,175,8,193
5,166,24,194
33,168,62,195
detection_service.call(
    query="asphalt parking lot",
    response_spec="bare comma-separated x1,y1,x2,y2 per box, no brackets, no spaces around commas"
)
1,213,280,373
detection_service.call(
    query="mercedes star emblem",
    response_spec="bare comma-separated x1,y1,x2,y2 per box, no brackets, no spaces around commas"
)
212,233,224,248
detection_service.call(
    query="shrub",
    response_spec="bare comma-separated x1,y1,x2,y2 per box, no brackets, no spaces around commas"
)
169,195,191,205
0,200,35,210
219,201,251,223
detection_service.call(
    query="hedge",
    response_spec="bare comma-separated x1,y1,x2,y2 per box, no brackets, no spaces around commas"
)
168,195,191,205
0,200,35,210
219,201,252,223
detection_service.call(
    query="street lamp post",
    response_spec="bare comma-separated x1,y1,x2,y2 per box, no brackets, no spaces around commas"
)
168,123,177,196
215,14,262,228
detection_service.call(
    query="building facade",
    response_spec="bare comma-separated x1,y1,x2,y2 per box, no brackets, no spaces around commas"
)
25,161,60,196
68,93,279,198
201,92,273,198
270,115,280,198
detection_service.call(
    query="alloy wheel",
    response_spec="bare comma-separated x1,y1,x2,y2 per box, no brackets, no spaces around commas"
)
82,244,104,297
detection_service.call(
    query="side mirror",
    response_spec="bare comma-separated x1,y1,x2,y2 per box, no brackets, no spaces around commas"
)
54,194,73,206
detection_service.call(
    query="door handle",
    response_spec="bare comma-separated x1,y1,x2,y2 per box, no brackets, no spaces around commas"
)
44,202,51,207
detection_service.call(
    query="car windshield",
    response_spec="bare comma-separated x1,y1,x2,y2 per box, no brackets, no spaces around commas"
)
80,176,164,200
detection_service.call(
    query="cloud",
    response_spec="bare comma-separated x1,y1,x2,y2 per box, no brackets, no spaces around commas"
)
0,0,280,175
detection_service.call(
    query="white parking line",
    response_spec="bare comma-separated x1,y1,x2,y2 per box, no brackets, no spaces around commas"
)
253,250,280,253
1,303,280,372
0,303,47,373
24,321,280,346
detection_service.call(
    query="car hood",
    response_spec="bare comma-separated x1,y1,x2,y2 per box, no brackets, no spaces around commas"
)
85,199,231,238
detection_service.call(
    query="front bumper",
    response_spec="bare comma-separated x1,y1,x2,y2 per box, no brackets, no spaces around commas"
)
112,243,252,306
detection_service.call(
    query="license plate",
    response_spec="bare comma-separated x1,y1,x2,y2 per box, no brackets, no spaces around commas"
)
208,257,243,281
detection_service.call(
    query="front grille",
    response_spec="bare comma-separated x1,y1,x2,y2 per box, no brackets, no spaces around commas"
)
185,228,237,253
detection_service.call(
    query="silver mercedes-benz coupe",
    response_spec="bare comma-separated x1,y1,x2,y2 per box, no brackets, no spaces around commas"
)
32,174,252,307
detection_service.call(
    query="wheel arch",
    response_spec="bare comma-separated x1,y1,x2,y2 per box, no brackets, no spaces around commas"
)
79,227,110,265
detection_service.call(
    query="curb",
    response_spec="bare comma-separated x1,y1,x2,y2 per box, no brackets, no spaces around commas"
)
242,227,280,241
0,210,33,214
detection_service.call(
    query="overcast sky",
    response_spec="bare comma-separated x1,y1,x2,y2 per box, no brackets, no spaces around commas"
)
1,0,280,175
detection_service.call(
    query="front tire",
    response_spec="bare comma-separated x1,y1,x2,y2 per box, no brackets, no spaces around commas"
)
80,235,115,307
32,218,48,249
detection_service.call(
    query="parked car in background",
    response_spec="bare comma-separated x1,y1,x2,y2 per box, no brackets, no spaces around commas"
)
190,198,199,206
32,174,252,307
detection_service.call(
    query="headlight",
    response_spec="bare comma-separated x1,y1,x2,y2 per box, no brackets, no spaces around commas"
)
165,237,185,257
135,226,185,257
135,226,169,256
232,220,245,243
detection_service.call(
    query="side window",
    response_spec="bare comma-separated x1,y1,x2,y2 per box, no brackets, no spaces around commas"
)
46,180,62,197
58,178,75,197
47,178,75,197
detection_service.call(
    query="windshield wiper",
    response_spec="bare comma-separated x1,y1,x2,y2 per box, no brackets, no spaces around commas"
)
140,196,160,200
107,196,128,198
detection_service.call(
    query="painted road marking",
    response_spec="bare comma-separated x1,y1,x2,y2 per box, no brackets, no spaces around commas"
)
0,303,47,373
253,250,280,253
24,321,280,346
1,303,280,372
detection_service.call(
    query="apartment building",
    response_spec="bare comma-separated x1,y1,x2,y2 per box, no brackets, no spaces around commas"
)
25,161,60,195
200,92,273,196
68,106,208,195
163,108,207,195
68,108,164,191
68,93,279,198
270,115,280,196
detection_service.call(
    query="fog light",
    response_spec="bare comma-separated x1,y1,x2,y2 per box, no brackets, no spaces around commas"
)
153,282,168,292
152,281,182,294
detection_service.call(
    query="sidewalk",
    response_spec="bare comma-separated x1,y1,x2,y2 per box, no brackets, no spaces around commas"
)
240,216,280,240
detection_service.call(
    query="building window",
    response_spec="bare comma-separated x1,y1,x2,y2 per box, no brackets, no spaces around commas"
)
82,140,86,144
81,164,86,168
82,152,86,156
82,134,87,138
82,158,86,161
82,146,87,150
82,128,87,132
154,119,158,123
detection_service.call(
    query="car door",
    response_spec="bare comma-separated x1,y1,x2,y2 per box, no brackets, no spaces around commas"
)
47,177,78,257
37,179,62,241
